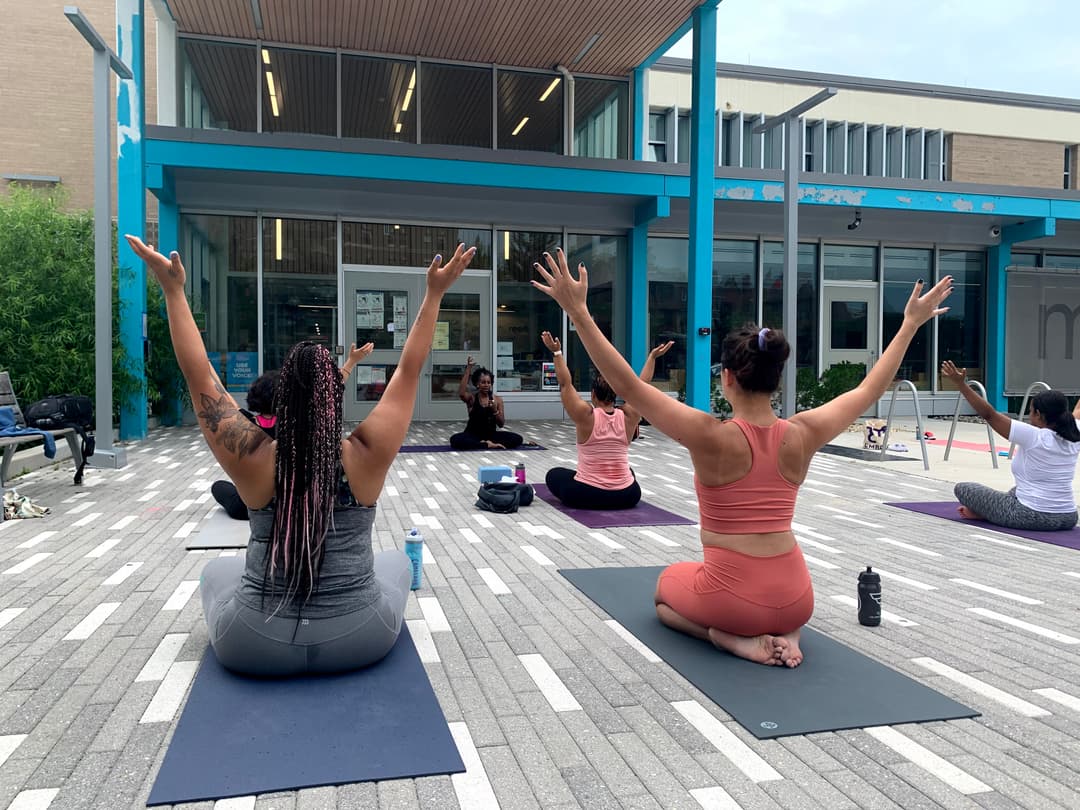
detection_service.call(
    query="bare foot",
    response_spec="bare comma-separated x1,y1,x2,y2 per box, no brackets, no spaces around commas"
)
957,505,983,520
707,627,783,666
777,630,803,668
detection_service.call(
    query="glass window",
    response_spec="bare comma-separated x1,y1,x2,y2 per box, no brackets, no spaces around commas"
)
938,250,985,390
498,71,563,153
430,364,467,401
831,301,868,349
676,113,690,164
434,293,481,352
179,39,257,132
343,223,492,269
496,230,561,391
1046,254,1080,270
355,363,398,401
260,47,336,136
647,112,667,162
647,237,688,394
354,289,409,350
1011,253,1039,268
742,117,755,168
262,218,337,370
711,240,758,366
181,214,259,393
421,63,492,148
342,55,416,142
574,78,628,159
762,242,819,369
882,247,933,390
566,234,626,390
824,244,877,281
721,115,736,167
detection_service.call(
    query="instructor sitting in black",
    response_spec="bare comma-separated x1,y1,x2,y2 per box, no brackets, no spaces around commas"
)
449,358,523,450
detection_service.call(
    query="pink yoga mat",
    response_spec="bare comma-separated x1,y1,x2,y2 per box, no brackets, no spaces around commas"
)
532,483,695,529
886,501,1080,551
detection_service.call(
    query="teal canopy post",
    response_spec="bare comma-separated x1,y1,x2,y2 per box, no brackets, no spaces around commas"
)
626,196,671,371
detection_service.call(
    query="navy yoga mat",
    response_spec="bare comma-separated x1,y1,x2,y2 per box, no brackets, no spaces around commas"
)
146,626,463,805
561,566,977,739
399,443,544,453
532,483,695,529
887,501,1080,551
184,508,250,550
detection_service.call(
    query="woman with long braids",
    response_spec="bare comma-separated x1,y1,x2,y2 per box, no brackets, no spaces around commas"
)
126,235,475,676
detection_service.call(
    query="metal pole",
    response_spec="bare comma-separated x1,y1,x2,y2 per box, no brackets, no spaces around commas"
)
93,49,116,457
782,115,800,418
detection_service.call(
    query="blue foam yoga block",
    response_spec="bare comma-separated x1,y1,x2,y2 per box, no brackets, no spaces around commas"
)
478,465,512,483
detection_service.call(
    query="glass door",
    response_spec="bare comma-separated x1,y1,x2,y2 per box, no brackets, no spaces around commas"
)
822,285,878,374
420,273,491,421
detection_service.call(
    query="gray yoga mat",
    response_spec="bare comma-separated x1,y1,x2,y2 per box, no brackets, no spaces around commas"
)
561,566,978,739
185,508,250,550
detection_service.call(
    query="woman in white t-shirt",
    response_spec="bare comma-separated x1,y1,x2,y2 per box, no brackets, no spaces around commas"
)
942,361,1080,531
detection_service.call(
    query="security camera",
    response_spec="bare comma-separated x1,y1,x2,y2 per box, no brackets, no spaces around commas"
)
847,211,862,231
989,225,1002,238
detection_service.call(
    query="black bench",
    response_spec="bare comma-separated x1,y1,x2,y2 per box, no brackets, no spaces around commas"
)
0,372,84,486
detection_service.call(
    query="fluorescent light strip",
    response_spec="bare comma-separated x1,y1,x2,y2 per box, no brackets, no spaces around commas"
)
402,87,413,112
261,48,270,65
538,77,560,102
265,71,280,117
395,122,402,133
503,230,510,261
511,117,529,136
275,218,282,261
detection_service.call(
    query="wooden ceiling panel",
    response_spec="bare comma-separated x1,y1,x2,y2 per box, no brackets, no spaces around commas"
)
169,0,705,77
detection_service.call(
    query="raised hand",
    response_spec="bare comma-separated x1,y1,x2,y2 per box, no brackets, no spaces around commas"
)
541,330,562,354
940,360,966,384
348,342,374,364
649,340,675,359
532,248,589,317
903,275,953,328
426,243,476,296
125,234,185,294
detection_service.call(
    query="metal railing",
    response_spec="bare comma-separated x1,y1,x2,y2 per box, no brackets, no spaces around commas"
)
1008,381,1051,459
944,380,998,469
880,380,930,470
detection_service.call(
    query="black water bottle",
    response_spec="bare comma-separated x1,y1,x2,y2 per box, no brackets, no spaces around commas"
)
857,566,881,626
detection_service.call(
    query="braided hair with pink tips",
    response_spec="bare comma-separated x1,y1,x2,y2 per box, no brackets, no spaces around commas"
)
264,341,345,609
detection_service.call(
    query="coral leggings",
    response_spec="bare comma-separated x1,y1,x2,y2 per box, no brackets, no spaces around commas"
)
655,544,814,637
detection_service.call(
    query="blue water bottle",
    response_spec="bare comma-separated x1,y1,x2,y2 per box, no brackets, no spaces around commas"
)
405,528,423,590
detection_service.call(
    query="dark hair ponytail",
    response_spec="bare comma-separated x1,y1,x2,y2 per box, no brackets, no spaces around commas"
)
720,323,790,393
1032,390,1080,442
592,373,616,405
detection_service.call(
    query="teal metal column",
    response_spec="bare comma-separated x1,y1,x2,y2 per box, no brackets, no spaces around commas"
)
116,0,147,439
984,243,1010,411
626,197,671,371
156,197,183,426
632,67,646,161
686,1,717,412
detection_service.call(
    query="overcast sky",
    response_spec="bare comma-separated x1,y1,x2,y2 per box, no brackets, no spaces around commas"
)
667,0,1080,99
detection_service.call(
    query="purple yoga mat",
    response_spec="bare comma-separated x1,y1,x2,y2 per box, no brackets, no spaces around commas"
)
532,483,696,529
398,444,545,453
887,501,1080,551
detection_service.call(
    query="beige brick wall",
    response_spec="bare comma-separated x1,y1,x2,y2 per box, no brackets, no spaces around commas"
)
948,133,1065,189
1,0,158,217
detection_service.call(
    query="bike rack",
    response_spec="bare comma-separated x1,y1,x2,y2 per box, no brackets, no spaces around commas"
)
880,380,930,470
1008,381,1051,459
944,380,998,469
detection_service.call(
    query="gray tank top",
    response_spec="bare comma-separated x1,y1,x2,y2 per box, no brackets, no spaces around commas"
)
234,502,380,619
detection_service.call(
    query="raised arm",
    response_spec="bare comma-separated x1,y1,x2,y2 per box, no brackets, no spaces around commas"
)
345,245,475,502
941,361,1012,439
541,330,591,424
640,340,674,384
124,235,272,501
789,277,953,449
458,356,475,407
533,249,714,448
340,342,374,381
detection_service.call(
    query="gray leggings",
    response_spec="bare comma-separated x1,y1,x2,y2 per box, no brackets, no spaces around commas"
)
954,483,1078,532
199,550,412,677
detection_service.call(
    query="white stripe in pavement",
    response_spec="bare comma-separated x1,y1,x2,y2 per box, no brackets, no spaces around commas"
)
865,488,900,499
417,597,451,632
461,472,476,481
66,501,96,514
950,578,1041,605
3,553,52,575
1033,687,1080,714
173,522,199,539
521,545,555,567
433,481,447,492
406,619,440,663
72,512,102,527
162,581,200,611
457,462,470,470
449,722,500,810
384,485,399,497
661,451,681,458
830,595,918,626
518,653,581,712
589,531,625,550
802,478,843,488
109,515,137,531
145,479,164,489
801,553,840,570
397,470,409,479
195,492,212,504
424,496,440,510
671,700,782,782
193,466,209,476
1066,572,1080,579
477,567,511,595
689,786,742,810
967,607,1079,643
604,620,661,663
102,562,143,586
64,602,120,641
912,657,1051,717
135,633,189,682
422,546,435,565
6,788,60,810
213,797,256,810
816,506,854,515
140,660,199,723
877,537,942,557
835,515,882,528
167,462,181,469
969,533,1035,551
794,535,843,554
85,538,121,558
0,519,15,532
641,529,680,547
812,471,858,480
790,522,835,542
62,492,90,503
137,491,158,502
459,528,482,544
873,568,937,591
0,734,28,768
665,483,693,495
116,472,135,481
0,608,26,629
865,726,991,794
473,514,494,529
802,487,837,498
17,530,57,549
173,499,193,511
188,479,212,489
888,480,937,492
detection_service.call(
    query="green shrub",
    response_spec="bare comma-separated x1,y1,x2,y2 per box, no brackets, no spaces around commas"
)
796,362,866,410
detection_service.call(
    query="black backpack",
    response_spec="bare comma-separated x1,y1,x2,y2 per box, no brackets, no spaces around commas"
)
475,481,534,513
25,394,96,484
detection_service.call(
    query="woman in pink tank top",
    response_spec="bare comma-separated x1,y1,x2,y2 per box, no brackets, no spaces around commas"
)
541,331,673,510
535,248,952,668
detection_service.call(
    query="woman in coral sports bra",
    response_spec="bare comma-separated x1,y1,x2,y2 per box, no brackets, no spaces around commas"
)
534,248,952,668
